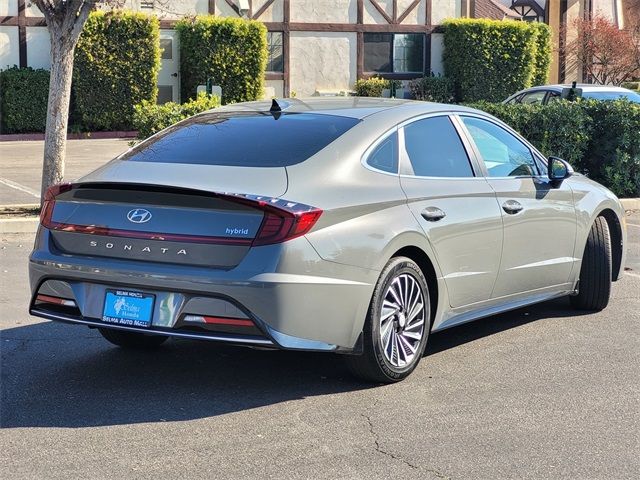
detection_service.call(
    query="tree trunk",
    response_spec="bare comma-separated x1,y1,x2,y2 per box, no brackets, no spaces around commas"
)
40,30,75,201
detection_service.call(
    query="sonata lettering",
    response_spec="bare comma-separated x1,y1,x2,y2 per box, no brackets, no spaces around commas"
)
88,241,187,255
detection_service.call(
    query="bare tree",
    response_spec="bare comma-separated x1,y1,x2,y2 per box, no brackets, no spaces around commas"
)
569,15,639,85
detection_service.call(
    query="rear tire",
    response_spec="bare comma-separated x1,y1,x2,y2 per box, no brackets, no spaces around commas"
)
570,216,612,311
99,328,168,349
346,257,431,383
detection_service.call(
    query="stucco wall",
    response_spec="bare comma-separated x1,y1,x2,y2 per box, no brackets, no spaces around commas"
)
253,0,284,22
497,0,546,9
0,0,18,17
26,27,50,70
363,0,428,24
290,0,358,23
265,79,284,98
289,32,357,96
591,0,616,21
431,0,461,25
0,26,19,70
430,33,445,75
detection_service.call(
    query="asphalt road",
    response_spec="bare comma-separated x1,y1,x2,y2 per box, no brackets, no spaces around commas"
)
1,215,639,479
0,139,129,205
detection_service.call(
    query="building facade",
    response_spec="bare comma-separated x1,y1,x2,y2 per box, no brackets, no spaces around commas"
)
0,0,466,101
0,0,632,102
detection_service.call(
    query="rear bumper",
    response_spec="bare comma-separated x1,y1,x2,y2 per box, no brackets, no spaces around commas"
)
29,229,376,352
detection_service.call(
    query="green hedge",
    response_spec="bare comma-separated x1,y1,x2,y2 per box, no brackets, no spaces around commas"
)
0,67,50,134
530,22,552,86
176,16,267,104
74,11,160,131
469,100,640,197
133,92,221,139
409,75,455,103
443,19,550,102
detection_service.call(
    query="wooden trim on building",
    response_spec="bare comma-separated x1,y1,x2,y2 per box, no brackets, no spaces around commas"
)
282,0,290,97
262,22,433,33
356,0,364,79
369,1,393,24
397,0,422,24
3,0,436,94
0,16,47,27
252,0,276,20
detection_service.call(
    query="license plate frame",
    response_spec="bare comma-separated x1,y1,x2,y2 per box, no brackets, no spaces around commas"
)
102,289,155,328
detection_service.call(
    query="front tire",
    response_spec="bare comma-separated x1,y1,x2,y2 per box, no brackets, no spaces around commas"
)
570,216,612,311
99,328,168,349
346,257,431,383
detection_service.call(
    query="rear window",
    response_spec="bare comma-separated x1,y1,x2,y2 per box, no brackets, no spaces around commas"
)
122,112,360,167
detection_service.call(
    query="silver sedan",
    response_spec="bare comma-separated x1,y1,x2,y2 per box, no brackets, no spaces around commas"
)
29,98,627,382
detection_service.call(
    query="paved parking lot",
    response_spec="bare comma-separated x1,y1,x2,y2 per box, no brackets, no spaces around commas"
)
1,139,639,478
1,214,639,479
0,139,129,205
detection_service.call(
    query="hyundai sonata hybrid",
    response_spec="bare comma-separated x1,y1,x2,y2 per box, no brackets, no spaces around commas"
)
29,98,627,382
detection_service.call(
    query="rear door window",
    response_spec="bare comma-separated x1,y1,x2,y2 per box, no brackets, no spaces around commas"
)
122,112,360,167
402,116,475,177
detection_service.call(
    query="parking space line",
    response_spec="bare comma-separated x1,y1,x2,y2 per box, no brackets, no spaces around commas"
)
0,177,40,199
625,271,640,279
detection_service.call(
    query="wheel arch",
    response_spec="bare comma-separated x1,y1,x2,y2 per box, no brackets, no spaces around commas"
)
390,245,439,327
597,208,624,281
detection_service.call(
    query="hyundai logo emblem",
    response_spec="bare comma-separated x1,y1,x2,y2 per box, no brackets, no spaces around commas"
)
127,208,152,224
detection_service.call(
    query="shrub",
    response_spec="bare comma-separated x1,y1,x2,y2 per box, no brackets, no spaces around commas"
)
354,77,389,97
530,22,552,85
469,101,592,168
579,100,640,197
409,75,455,103
0,67,50,133
176,16,267,104
74,11,160,131
443,19,543,102
133,92,221,139
467,100,640,197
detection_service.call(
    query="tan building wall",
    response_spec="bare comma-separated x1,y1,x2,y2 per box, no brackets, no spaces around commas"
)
0,0,462,100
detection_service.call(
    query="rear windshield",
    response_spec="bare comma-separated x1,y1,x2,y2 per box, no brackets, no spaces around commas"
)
583,91,640,102
122,112,360,167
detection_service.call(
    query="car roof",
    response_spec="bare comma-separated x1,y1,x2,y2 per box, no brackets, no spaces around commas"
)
211,97,479,120
516,84,633,94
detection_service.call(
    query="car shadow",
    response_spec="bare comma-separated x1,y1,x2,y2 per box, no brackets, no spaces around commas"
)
1,297,587,429
425,296,588,356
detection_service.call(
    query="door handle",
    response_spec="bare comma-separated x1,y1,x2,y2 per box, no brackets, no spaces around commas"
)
421,207,446,222
502,200,523,214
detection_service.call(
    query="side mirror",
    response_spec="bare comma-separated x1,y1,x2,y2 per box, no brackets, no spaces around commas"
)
548,156,574,185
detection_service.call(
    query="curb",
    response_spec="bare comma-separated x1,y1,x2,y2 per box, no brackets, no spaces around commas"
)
0,217,39,235
0,131,137,142
621,198,640,211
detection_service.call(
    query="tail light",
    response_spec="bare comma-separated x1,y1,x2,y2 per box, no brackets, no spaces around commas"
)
248,198,323,246
40,183,74,228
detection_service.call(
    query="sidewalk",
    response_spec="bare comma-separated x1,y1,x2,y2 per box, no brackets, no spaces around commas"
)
0,139,130,205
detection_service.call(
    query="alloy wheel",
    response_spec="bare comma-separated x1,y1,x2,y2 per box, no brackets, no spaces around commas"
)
379,273,426,368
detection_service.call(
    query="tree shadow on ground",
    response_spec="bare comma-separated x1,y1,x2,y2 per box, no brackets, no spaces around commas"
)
1,297,586,429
